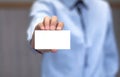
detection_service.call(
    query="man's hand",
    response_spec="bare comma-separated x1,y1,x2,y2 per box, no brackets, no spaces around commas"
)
31,16,64,53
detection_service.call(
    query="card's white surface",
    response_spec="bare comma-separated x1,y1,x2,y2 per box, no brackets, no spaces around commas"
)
35,30,70,49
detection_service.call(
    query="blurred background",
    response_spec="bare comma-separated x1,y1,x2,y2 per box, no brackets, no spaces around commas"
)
0,0,119,77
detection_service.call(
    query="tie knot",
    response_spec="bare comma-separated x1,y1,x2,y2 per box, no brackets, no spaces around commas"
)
75,0,84,7
71,0,87,10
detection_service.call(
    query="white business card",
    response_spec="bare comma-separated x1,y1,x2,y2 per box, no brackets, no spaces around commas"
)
35,30,70,49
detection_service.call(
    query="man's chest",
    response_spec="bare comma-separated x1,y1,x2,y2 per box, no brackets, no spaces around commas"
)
55,6,108,46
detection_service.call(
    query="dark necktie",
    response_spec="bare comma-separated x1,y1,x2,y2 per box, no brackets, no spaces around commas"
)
75,0,84,14
74,0,86,31
75,1,88,67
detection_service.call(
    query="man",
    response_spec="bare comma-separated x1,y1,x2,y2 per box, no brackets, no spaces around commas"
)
27,0,119,77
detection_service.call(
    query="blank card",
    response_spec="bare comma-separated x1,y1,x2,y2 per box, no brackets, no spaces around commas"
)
35,30,70,49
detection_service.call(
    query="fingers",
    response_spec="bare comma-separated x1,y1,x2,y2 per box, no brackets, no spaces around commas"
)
39,23,45,30
51,49,57,53
56,22,64,30
35,16,63,30
50,16,58,30
35,23,44,30
44,16,51,30
36,49,57,53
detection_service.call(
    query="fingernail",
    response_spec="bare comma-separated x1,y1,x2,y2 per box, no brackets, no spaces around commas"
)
50,26,55,30
57,27,61,30
46,26,49,30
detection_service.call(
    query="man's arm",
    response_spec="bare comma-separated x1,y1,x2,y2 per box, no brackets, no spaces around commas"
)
103,4,119,77
27,0,64,53
27,0,54,42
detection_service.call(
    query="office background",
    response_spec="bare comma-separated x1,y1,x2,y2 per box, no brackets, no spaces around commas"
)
0,0,120,77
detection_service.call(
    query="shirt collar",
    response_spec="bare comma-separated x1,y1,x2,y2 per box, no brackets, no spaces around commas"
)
60,0,89,9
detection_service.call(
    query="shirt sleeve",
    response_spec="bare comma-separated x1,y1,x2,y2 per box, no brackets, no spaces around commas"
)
27,0,54,42
103,3,119,77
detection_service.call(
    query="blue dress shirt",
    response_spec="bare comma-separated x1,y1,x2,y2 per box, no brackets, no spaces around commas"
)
27,0,119,77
